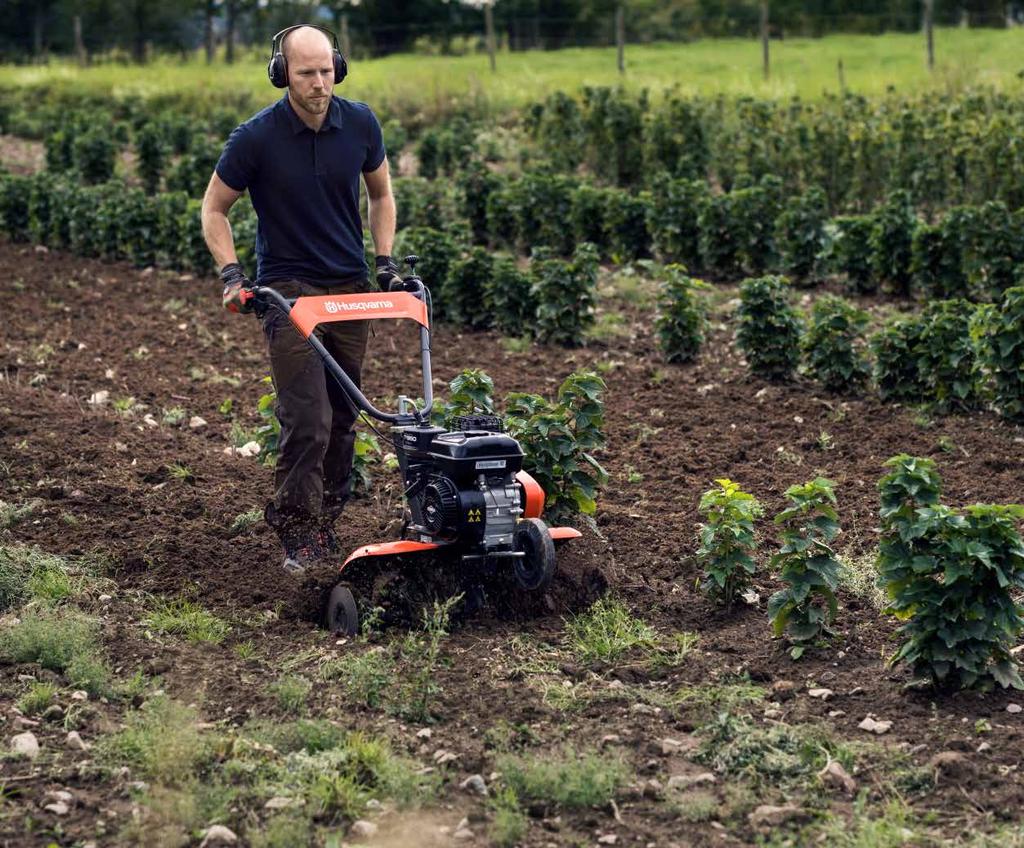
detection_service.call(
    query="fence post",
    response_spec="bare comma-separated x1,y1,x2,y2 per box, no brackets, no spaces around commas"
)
484,1,496,72
837,57,845,92
74,15,87,66
341,13,351,60
924,0,935,70
760,1,770,81
616,4,625,74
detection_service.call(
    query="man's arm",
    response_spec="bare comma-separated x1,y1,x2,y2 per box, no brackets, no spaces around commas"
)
363,157,395,258
201,172,244,272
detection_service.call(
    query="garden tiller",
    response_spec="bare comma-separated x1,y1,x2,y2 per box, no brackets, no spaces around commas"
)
247,258,581,636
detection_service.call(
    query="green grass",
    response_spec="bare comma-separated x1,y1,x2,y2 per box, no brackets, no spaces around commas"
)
269,675,311,717
490,786,528,847
100,696,208,785
0,606,110,695
16,680,57,716
564,596,657,663
497,746,629,810
228,508,263,537
319,647,392,709
3,29,1023,117
0,544,91,610
144,598,230,644
0,499,41,531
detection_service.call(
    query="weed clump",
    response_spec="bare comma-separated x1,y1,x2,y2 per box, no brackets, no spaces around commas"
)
0,606,110,695
497,746,627,810
564,596,656,664
144,598,230,644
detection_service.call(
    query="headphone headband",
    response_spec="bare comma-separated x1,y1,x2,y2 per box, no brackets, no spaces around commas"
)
267,23,347,89
271,24,341,55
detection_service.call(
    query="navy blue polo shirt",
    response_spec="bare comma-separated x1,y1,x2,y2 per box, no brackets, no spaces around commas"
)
216,94,386,285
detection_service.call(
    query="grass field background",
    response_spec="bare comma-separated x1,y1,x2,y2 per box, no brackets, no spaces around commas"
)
2,27,1023,115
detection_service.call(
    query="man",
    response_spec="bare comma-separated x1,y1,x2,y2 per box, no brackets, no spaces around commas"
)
201,24,403,574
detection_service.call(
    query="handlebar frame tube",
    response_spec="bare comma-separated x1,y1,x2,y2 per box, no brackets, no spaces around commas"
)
251,283,434,427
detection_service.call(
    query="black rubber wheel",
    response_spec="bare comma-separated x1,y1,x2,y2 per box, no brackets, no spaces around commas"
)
512,518,556,591
325,583,359,637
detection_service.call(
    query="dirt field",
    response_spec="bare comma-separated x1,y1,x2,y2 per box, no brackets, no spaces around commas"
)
2,239,1024,847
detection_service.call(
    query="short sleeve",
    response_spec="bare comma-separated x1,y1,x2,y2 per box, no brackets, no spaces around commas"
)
215,124,258,192
362,109,386,173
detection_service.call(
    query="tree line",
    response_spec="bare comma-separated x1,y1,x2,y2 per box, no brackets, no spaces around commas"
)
0,0,1016,63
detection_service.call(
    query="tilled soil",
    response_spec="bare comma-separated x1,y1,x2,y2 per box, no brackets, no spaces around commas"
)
2,239,1024,846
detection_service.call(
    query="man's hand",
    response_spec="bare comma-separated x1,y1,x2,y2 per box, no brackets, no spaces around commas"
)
375,255,403,292
220,262,254,314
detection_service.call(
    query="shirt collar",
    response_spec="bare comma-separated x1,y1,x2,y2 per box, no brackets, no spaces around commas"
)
281,94,344,134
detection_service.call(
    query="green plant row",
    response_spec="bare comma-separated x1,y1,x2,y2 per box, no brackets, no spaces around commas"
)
735,276,1024,420
694,461,1024,690
0,170,254,274
398,170,1024,303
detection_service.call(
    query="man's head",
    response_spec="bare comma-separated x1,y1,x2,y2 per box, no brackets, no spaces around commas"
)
281,26,337,115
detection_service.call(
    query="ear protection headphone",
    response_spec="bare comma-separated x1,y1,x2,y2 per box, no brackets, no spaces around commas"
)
267,24,347,89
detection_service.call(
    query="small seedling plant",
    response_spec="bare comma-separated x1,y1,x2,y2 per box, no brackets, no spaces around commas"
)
877,455,1024,690
767,478,842,659
655,265,708,364
506,371,607,519
696,479,763,607
736,276,803,381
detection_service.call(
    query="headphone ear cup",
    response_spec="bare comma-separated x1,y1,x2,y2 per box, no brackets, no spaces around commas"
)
268,53,288,88
333,51,347,85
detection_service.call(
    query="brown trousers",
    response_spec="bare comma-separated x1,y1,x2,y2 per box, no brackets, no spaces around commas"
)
261,279,370,524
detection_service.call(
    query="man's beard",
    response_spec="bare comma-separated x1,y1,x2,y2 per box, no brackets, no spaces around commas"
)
300,93,329,113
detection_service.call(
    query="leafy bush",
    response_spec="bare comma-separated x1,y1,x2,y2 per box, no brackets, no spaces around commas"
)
655,265,707,364
530,242,598,346
910,207,971,300
775,186,827,284
736,275,803,381
603,189,651,263
443,246,494,329
767,478,841,659
697,192,741,277
871,314,927,403
877,455,1024,690
486,255,537,336
981,285,1024,421
0,173,31,241
731,175,783,275
832,215,876,294
505,371,608,518
696,479,763,607
484,179,519,249
455,159,500,244
581,85,646,187
645,96,709,181
166,135,220,198
527,90,586,171
960,201,1024,301
393,176,452,231
135,121,167,195
510,171,575,254
869,189,918,296
72,125,117,184
569,183,608,249
647,175,707,269
801,294,870,393
917,299,981,411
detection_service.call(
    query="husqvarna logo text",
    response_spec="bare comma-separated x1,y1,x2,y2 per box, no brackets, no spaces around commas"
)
324,299,393,314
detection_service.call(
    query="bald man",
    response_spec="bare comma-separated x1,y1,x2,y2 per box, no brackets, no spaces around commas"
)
201,24,402,574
